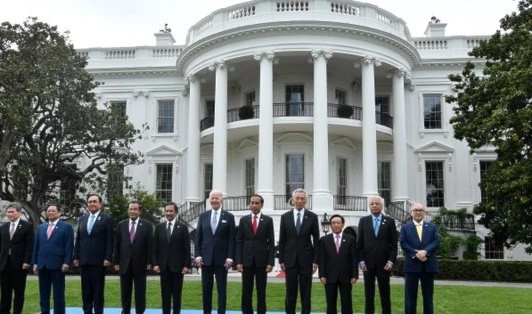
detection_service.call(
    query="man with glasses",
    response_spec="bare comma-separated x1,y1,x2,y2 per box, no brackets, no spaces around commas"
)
400,203,440,314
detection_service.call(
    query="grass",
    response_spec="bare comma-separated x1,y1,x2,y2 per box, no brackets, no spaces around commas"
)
21,277,531,313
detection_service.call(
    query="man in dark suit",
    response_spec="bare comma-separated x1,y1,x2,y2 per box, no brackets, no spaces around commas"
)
73,193,114,314
319,214,358,314
0,203,34,314
153,202,191,314
278,188,320,314
400,203,440,314
357,195,397,314
194,189,236,314
235,194,275,314
32,202,74,314
114,201,153,314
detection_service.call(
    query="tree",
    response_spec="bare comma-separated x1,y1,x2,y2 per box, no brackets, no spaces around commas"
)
0,18,144,226
445,1,532,253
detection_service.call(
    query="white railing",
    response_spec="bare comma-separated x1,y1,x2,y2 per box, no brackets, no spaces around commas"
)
330,1,360,15
152,48,183,58
413,40,448,50
276,1,310,12
228,5,256,20
105,49,136,59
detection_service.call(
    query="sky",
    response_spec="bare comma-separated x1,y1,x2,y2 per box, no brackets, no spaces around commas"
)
0,0,521,49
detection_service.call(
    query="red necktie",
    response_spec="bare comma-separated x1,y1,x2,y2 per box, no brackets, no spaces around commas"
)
252,215,258,235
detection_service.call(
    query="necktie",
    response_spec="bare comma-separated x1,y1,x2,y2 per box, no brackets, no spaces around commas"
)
335,234,341,253
252,215,258,235
9,223,15,240
296,212,301,234
211,211,218,234
167,222,172,242
374,217,380,237
130,220,136,242
47,223,54,239
88,215,96,234
416,223,423,241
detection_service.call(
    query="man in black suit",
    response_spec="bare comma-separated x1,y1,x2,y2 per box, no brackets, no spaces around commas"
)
235,194,275,314
114,201,153,314
357,195,398,314
279,188,320,314
73,194,114,314
153,202,191,314
400,203,440,314
194,189,236,314
319,214,358,314
0,203,34,314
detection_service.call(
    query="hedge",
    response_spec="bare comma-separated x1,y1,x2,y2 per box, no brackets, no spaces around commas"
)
392,258,532,282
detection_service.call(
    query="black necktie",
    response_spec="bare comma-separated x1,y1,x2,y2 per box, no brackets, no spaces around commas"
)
167,222,172,242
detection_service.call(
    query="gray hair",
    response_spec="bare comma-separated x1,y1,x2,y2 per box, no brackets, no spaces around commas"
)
367,195,386,208
291,188,307,199
6,203,23,212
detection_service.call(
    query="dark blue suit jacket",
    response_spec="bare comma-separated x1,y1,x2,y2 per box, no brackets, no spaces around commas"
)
32,220,74,270
194,209,235,266
74,212,114,265
400,221,440,273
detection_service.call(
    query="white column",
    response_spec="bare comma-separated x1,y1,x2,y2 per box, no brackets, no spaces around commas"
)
186,75,201,202
360,57,380,196
311,50,333,211
392,70,408,201
254,52,275,210
210,61,228,193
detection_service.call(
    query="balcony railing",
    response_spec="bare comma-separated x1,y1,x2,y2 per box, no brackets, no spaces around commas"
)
224,196,250,211
200,103,393,131
274,194,312,210
333,195,367,211
441,215,476,232
387,201,411,224
178,201,206,225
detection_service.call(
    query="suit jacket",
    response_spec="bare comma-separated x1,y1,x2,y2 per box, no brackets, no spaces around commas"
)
113,218,153,275
400,221,440,273
278,209,320,268
152,220,191,272
357,214,398,268
194,209,236,266
318,233,358,283
235,213,275,267
0,220,34,271
74,212,114,266
31,220,74,270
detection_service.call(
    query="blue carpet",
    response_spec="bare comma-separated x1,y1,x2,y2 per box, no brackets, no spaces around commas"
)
59,310,324,313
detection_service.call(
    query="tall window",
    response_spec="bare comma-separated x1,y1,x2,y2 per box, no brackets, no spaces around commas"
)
335,89,346,105
205,100,215,117
285,154,304,201
378,162,391,204
245,90,256,106
425,161,445,207
156,163,173,203
107,163,124,198
423,94,442,129
59,164,78,205
245,159,255,197
480,161,493,203
157,100,175,133
375,96,390,114
204,163,213,200
285,85,304,116
110,101,127,118
484,236,504,259
337,157,347,205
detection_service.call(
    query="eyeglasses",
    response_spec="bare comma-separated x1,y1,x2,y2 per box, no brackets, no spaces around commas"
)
412,209,425,212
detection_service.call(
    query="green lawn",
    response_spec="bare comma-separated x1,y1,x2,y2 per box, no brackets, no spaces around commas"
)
21,277,531,313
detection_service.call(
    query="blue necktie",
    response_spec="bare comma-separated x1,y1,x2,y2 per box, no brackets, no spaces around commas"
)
88,215,96,234
296,212,301,234
374,217,380,236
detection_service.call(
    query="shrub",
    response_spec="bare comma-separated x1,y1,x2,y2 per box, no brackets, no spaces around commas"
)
337,104,353,118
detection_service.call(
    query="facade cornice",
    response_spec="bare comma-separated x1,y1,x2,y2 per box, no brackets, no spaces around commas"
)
176,21,421,74
89,68,179,78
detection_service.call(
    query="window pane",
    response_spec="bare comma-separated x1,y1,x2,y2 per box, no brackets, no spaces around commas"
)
245,159,255,197
245,91,256,106
107,163,124,198
285,154,304,201
484,236,504,259
156,164,173,203
337,157,347,205
335,89,346,105
480,161,493,203
378,162,391,204
423,94,442,129
204,163,213,200
375,96,389,114
425,161,444,207
158,100,175,133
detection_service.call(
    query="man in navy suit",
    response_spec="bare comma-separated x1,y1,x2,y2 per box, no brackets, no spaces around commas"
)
357,195,397,314
400,203,440,314
32,202,74,314
114,201,153,314
0,203,34,314
319,214,358,314
153,202,191,314
235,194,275,314
194,190,236,314
73,193,114,314
278,188,320,314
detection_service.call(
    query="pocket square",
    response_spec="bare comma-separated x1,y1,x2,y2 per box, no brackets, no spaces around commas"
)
222,220,227,223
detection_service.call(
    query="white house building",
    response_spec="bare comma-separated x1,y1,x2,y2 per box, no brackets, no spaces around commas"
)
80,0,529,260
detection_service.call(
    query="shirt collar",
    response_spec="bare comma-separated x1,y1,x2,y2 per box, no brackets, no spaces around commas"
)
252,213,261,219
167,218,176,224
10,218,20,226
